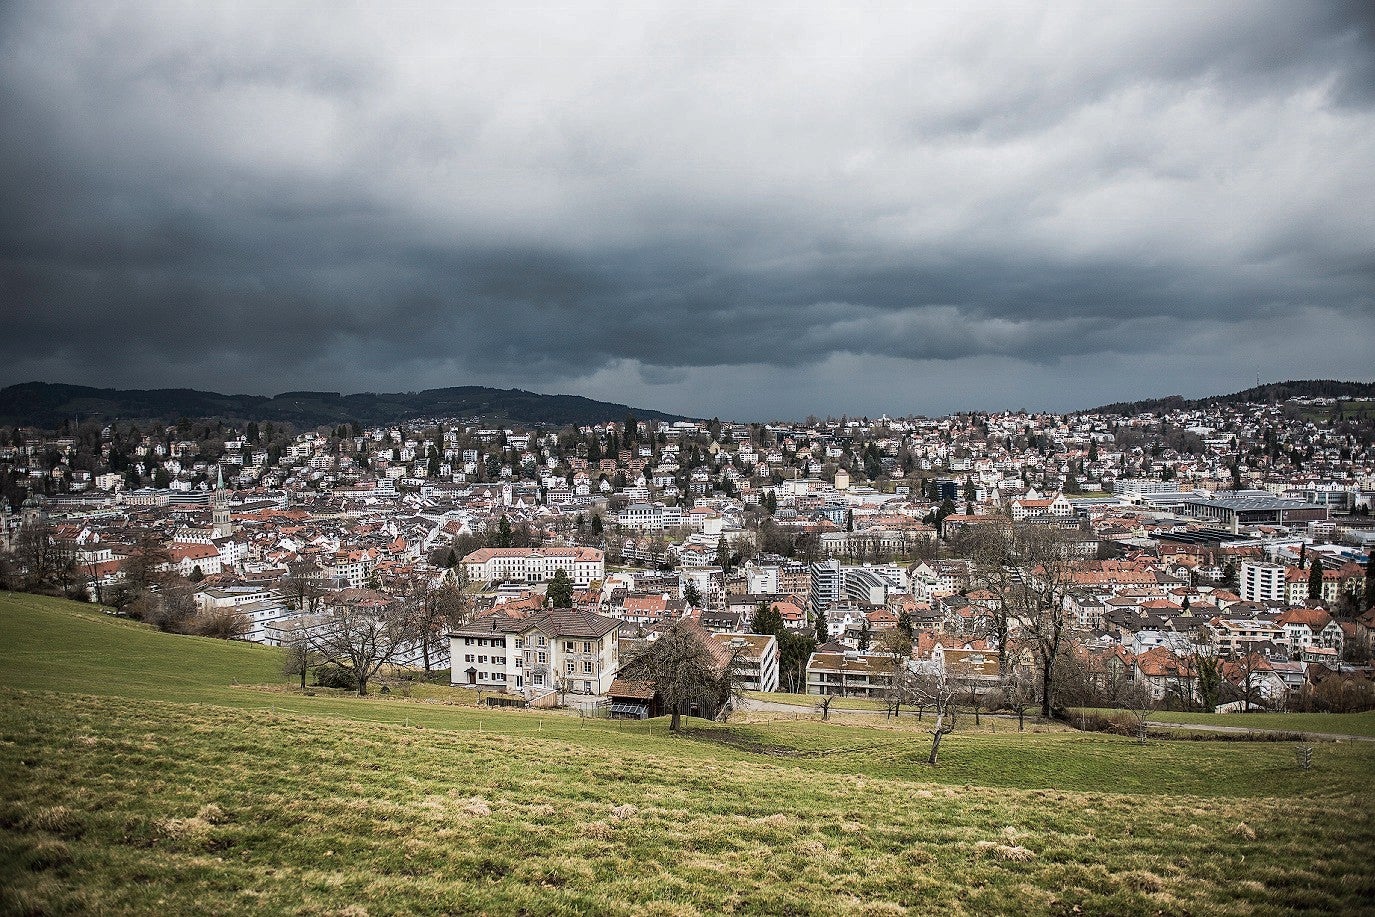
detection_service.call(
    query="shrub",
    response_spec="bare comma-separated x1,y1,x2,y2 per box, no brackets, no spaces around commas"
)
314,664,359,691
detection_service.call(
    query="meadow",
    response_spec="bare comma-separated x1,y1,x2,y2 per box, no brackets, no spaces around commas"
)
2,592,1373,915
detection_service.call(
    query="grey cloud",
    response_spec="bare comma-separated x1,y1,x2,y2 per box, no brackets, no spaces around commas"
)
1,2,1372,417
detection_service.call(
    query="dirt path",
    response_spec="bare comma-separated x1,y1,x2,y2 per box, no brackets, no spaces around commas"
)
1151,721,1375,743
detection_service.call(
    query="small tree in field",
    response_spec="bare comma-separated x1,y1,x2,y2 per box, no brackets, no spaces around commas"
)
282,627,320,691
1121,680,1155,745
1000,669,1037,731
914,669,958,765
816,695,834,721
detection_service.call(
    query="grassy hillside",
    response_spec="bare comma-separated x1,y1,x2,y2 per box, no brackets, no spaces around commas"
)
3,593,1374,915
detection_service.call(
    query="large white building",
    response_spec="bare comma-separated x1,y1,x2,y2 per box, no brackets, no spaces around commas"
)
449,607,621,696
616,502,683,532
462,547,605,588
1239,561,1286,604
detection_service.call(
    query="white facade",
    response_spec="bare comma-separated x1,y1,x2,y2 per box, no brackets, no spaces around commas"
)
1239,562,1285,604
450,608,621,696
462,547,605,588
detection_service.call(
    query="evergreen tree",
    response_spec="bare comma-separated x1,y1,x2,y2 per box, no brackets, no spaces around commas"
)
751,602,784,637
496,515,513,548
683,580,702,606
546,568,574,608
1308,560,1324,601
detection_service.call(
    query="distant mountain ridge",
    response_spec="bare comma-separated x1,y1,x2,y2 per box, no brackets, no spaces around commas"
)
1086,380,1375,416
0,382,693,429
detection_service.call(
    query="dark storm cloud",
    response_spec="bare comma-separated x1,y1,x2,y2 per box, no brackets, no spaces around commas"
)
1,1,1372,417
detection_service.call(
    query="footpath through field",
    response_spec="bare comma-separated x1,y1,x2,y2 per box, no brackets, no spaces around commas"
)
744,696,1375,742
1151,720,1375,743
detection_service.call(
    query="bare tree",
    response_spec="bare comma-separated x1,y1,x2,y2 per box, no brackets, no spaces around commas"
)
1121,680,1155,745
875,629,914,718
312,595,418,696
282,624,320,691
281,559,326,613
913,668,958,765
404,574,471,671
11,521,77,594
1225,646,1271,712
952,520,1017,677
1011,525,1080,718
1000,668,1038,731
816,694,834,721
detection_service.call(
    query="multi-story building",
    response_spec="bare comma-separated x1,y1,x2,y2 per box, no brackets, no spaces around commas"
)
710,633,779,692
449,607,621,697
805,651,896,698
462,547,605,588
615,502,683,532
1239,561,1285,604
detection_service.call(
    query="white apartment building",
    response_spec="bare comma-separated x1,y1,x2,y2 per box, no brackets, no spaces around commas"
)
450,607,622,696
616,502,684,532
462,547,605,588
711,633,779,692
1239,561,1285,604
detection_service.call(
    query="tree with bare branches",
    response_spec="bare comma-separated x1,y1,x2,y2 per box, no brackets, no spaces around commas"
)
312,594,418,696
402,574,471,671
1010,525,1081,718
913,668,958,765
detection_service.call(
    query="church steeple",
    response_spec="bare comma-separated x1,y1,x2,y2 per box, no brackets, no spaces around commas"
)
212,466,232,538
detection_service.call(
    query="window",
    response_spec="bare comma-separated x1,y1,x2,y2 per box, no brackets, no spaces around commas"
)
514,658,522,669
582,641,593,653
493,656,505,666
564,641,575,653
583,681,593,693
566,661,575,674
537,652,547,665
478,656,487,664
464,654,474,663
515,675,523,687
464,637,473,646
536,636,546,647
583,661,593,674
477,638,487,647
514,638,524,648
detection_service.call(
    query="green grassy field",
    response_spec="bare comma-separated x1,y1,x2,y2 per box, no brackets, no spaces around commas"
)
3,592,1374,915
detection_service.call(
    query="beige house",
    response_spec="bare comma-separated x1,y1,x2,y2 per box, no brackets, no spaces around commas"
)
450,606,621,697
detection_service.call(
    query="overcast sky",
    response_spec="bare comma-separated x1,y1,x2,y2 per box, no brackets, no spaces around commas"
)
2,2,1372,420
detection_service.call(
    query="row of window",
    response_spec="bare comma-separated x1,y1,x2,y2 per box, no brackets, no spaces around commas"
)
462,655,507,666
459,635,601,652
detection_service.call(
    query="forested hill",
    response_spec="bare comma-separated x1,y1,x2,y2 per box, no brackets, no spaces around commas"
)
1087,380,1375,416
0,382,692,429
